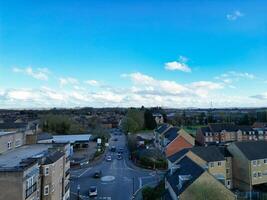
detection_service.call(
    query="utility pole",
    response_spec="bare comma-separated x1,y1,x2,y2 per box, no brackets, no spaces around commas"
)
132,177,135,195
77,184,80,200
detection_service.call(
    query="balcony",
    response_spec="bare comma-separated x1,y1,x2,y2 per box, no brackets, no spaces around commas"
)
25,182,37,199
65,169,70,177
65,182,70,192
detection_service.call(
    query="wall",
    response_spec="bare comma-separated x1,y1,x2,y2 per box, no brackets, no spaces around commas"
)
0,132,25,154
227,144,251,191
180,172,236,200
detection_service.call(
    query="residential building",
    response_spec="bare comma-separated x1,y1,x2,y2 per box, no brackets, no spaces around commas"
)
196,123,267,146
187,146,233,189
154,123,172,146
0,143,70,200
40,151,65,200
165,156,236,200
153,113,164,125
164,129,195,157
227,141,267,192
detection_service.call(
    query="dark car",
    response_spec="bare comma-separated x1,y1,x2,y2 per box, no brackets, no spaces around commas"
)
117,154,123,160
118,147,124,153
113,138,118,141
110,146,116,152
93,170,102,178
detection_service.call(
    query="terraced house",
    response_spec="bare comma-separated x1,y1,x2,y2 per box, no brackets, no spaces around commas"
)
196,123,267,146
227,141,267,193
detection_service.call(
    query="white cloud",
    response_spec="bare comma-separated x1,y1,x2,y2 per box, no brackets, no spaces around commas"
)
251,93,267,100
165,62,191,72
165,55,191,72
226,10,244,21
84,80,99,86
59,77,79,86
13,67,49,80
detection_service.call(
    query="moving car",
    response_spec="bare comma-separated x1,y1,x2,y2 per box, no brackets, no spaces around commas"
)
117,154,123,160
89,186,98,197
93,170,102,178
106,155,112,161
118,147,124,153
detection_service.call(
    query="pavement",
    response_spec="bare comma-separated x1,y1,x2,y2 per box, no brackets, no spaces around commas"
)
70,130,163,200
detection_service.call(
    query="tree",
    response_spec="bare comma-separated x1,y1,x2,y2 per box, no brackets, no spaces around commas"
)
121,117,139,133
144,109,157,130
121,108,145,133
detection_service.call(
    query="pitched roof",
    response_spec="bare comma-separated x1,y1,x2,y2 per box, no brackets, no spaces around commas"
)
234,141,267,160
155,124,170,134
190,146,225,162
165,127,179,143
163,190,172,200
168,148,190,163
237,125,254,132
167,156,204,196
209,123,237,132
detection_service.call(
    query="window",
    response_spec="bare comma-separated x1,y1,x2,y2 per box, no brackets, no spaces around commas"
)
258,172,262,178
257,160,261,166
253,160,257,166
227,180,231,187
15,139,21,147
218,161,222,166
44,167,49,176
253,172,257,178
210,162,214,168
44,185,49,196
7,141,12,149
264,159,267,164
51,184,55,192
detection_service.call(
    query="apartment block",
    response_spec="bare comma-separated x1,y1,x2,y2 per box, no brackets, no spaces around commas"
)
0,143,70,200
196,123,267,146
227,141,267,192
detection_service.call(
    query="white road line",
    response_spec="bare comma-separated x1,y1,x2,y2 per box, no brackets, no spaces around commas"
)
139,177,142,189
78,167,92,178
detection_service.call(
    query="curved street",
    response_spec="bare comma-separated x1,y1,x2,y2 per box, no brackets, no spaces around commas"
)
70,130,162,200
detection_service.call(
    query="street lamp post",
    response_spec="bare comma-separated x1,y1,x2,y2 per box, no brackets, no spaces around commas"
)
77,184,80,200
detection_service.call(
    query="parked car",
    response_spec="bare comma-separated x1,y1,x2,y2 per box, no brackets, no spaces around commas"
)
113,138,118,141
110,146,116,152
106,155,112,162
89,186,98,197
118,147,124,153
93,170,102,178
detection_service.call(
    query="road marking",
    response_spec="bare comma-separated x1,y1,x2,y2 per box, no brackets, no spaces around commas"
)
139,177,142,189
78,167,92,178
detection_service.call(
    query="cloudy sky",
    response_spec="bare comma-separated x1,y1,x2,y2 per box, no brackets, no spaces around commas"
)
1,0,267,108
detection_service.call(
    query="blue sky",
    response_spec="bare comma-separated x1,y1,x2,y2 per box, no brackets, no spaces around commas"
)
0,0,267,108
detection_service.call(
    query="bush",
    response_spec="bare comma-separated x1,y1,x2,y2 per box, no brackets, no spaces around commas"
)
142,181,165,200
142,187,156,200
139,156,154,168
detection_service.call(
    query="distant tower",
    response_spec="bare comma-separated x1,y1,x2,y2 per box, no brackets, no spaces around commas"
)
210,101,213,110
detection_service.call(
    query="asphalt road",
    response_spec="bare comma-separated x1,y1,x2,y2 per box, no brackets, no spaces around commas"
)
70,130,161,200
